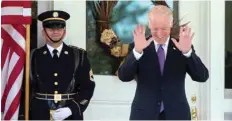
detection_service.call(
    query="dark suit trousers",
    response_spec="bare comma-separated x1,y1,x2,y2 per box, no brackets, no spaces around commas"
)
159,111,166,120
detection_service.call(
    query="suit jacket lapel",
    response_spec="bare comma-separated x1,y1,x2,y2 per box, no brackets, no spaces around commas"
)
144,41,162,76
163,40,177,76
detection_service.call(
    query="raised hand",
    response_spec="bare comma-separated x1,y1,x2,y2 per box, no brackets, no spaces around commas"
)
133,24,153,53
171,26,194,54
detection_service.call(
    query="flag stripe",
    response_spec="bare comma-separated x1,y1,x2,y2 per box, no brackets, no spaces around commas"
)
0,25,25,70
1,1,31,120
4,69,23,120
1,1,31,8
1,16,31,24
1,1,32,24
1,51,19,112
1,28,25,90
1,49,10,109
12,25,26,40
1,25,25,120
1,7,31,16
2,53,24,119
1,36,10,70
11,106,20,120
1,26,25,58
4,89,22,120
2,25,26,52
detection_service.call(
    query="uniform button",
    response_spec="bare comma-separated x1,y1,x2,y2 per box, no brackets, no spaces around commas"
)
54,82,58,85
54,73,58,77
54,91,58,94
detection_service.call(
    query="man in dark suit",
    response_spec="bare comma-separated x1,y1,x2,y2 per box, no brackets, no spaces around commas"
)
118,5,209,120
19,10,95,120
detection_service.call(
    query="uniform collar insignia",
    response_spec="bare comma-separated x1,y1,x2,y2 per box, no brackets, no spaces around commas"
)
43,51,47,54
64,51,68,55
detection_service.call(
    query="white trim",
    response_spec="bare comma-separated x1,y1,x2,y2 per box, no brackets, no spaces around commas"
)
210,0,225,120
224,99,232,112
198,1,211,120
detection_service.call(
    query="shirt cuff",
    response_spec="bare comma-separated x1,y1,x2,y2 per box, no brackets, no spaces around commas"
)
183,49,192,58
133,48,143,60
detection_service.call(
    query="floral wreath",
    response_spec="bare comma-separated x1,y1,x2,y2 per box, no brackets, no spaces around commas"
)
100,28,129,58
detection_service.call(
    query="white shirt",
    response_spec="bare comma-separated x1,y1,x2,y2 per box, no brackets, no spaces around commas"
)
46,43,63,57
133,37,192,60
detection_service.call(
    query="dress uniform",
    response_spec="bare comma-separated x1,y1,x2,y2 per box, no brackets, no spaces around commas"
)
28,10,95,120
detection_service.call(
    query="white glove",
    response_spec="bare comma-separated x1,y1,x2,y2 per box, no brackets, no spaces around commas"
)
52,107,72,120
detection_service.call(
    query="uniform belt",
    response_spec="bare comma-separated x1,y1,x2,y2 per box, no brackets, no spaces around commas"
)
35,93,77,101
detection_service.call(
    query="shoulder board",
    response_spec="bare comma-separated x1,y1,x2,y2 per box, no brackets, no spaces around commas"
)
69,45,85,65
69,45,86,52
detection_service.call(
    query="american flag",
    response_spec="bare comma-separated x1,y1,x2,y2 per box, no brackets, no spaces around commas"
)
1,1,31,120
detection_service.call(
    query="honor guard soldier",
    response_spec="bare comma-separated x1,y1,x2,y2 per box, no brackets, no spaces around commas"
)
27,10,95,120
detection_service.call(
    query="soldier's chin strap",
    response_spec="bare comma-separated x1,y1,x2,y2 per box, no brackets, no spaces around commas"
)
43,28,65,43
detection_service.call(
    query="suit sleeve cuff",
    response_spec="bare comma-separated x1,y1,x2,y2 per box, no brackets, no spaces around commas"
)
183,49,192,58
133,48,143,60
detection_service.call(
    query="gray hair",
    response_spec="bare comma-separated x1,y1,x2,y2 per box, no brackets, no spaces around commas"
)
148,5,173,26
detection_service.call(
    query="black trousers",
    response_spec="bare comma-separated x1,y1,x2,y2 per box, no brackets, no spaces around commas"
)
158,111,166,120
